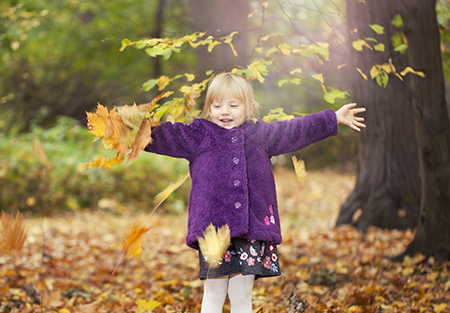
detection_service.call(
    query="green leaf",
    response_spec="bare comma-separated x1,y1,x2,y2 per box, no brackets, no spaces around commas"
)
394,44,408,54
374,43,385,51
142,79,157,91
376,70,389,87
391,14,404,28
369,24,385,34
266,47,279,57
323,89,349,104
162,48,172,60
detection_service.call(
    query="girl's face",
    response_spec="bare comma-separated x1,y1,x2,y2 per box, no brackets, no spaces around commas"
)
210,95,247,129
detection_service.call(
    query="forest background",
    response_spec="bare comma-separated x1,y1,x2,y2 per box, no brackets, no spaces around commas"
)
1,0,450,312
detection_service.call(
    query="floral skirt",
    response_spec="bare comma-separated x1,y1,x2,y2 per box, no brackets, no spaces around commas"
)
198,238,281,280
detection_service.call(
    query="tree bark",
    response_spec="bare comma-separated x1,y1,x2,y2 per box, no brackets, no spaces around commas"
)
152,0,166,78
188,0,250,77
395,0,450,261
337,0,421,231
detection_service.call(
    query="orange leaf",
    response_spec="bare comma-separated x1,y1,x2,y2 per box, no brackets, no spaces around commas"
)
78,155,124,171
123,216,151,258
0,211,28,254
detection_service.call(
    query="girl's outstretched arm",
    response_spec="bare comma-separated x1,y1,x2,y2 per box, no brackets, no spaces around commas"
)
335,103,366,132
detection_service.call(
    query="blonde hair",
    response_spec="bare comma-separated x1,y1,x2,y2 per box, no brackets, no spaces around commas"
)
202,72,260,120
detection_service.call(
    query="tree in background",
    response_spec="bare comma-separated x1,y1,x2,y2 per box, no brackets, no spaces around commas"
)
339,0,450,261
336,1,421,230
189,0,251,76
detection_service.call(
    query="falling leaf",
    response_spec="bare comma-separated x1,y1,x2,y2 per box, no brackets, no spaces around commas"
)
127,120,152,164
78,154,124,171
197,223,230,268
292,156,307,181
122,216,151,258
154,173,190,208
32,138,54,171
136,299,162,313
0,211,28,254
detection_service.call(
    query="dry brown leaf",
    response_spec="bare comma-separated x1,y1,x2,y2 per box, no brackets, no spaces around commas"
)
32,137,54,171
0,211,28,254
127,120,152,163
75,299,102,313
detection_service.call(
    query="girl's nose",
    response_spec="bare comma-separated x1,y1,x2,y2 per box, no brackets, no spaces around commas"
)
221,105,230,115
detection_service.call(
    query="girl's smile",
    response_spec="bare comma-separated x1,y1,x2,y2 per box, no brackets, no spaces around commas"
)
210,97,247,129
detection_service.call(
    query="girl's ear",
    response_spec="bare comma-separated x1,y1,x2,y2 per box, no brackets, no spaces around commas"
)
249,101,256,116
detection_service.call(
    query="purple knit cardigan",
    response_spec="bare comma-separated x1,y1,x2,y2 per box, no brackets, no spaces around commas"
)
144,109,338,249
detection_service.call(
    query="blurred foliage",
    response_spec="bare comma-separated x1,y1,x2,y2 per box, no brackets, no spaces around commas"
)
0,116,190,215
0,0,193,134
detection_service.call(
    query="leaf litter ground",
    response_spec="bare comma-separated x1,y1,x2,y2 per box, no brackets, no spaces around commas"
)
1,168,449,312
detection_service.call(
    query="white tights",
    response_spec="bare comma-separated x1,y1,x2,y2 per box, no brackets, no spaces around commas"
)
201,273,255,313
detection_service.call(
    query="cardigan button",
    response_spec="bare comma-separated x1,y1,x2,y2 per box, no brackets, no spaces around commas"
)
233,180,240,186
234,202,242,209
231,136,238,143
233,157,239,164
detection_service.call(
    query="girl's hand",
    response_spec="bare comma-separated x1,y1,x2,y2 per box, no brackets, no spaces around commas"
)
336,103,366,131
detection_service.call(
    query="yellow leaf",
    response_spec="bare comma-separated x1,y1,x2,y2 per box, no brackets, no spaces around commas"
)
260,34,270,41
157,75,170,90
312,285,328,295
263,1,268,8
356,68,368,80
197,223,231,268
0,211,28,254
337,63,347,69
434,304,447,313
185,73,195,81
380,63,392,73
248,9,259,18
154,173,190,207
292,156,307,181
370,65,379,79
78,154,124,171
32,138,54,171
311,73,324,83
59,309,71,313
400,66,425,77
290,68,302,75
224,31,239,56
136,299,162,313
123,216,151,258
352,39,373,51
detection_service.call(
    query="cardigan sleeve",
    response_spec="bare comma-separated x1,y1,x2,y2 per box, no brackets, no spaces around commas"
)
264,109,338,157
144,119,205,161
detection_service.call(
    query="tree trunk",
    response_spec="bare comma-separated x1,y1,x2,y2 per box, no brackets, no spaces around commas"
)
395,0,450,261
188,0,250,76
336,0,421,231
152,0,166,78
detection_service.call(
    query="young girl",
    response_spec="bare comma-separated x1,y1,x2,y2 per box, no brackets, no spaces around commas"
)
144,72,366,312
